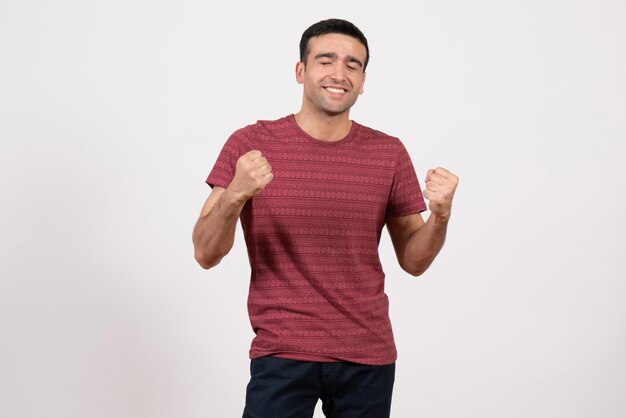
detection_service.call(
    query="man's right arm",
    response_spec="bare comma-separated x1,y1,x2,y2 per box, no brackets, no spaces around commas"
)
192,150,273,270
192,186,246,269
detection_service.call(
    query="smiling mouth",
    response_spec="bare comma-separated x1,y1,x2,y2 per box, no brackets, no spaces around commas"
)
324,86,347,94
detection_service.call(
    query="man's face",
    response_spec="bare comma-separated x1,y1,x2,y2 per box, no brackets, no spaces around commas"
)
296,33,367,117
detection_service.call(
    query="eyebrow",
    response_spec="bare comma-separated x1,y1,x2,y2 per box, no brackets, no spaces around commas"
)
313,52,363,68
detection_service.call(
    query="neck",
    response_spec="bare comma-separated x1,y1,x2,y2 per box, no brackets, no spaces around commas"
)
293,109,352,142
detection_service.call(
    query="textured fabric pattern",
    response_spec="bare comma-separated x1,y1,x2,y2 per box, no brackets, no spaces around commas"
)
206,115,426,365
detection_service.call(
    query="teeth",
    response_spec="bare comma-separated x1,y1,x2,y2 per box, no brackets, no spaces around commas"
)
325,87,346,94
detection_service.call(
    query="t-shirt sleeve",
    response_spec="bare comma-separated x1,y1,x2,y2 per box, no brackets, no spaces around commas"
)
205,126,255,189
385,142,427,218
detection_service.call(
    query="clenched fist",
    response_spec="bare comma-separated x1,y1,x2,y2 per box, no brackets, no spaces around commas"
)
227,150,273,202
423,167,459,220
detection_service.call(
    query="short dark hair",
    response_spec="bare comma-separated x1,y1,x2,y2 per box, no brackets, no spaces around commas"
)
299,18,370,71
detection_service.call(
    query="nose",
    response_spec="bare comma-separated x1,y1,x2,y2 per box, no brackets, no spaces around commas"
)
330,62,346,82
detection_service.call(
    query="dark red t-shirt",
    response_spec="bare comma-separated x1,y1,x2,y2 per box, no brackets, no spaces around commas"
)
206,115,426,365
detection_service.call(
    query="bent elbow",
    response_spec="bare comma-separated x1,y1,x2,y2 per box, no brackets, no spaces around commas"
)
194,251,222,270
401,261,430,277
405,267,425,277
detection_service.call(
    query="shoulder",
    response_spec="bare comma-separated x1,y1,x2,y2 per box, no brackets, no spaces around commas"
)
255,115,293,136
352,121,407,152
229,121,261,140
239,115,296,145
230,115,292,133
226,116,288,147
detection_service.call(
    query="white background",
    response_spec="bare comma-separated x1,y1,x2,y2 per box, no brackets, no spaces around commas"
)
1,1,625,417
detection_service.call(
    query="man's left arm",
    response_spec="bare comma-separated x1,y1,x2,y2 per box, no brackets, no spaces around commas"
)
386,167,459,276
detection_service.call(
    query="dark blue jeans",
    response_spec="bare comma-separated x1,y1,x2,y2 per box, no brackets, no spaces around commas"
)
242,356,395,418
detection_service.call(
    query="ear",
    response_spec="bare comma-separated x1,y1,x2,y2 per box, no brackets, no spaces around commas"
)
295,61,305,84
359,71,366,95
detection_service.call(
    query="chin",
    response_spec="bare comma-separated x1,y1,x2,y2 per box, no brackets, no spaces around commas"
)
322,107,350,117
322,102,355,115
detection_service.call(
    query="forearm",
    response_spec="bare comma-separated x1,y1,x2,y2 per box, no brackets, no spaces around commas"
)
192,188,247,269
402,213,449,276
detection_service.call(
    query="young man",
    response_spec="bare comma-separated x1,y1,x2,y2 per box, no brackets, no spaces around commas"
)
192,18,458,418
